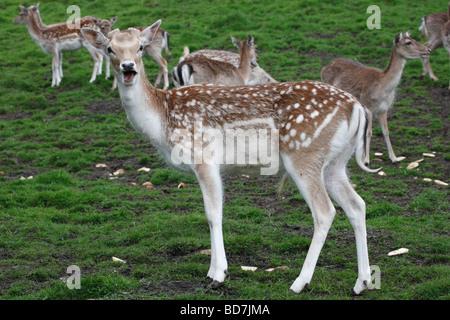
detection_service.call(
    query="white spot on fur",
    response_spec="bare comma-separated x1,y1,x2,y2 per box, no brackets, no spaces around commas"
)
300,132,306,141
311,110,319,118
290,129,297,137
302,137,311,147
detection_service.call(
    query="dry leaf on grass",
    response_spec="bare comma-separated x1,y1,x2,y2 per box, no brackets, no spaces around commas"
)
406,158,425,170
387,248,409,256
241,266,258,271
113,169,125,176
422,153,435,158
265,266,289,272
142,182,154,189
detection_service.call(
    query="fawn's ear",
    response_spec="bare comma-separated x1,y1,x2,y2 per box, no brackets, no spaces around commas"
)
19,5,28,14
110,16,118,26
405,30,412,37
140,19,161,47
231,36,240,48
394,32,403,44
247,35,254,47
81,27,110,51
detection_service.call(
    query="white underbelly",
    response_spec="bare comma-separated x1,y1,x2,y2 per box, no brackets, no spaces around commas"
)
58,37,83,52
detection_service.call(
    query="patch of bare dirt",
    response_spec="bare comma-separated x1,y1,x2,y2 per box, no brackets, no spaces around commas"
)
84,100,123,115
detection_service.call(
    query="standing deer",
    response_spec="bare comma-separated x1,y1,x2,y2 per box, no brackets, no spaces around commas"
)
172,35,258,87
13,3,103,87
82,20,380,294
91,16,118,80
418,4,449,81
321,31,431,164
178,45,277,85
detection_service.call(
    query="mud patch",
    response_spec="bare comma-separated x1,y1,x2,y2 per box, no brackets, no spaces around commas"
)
138,279,239,298
84,100,123,115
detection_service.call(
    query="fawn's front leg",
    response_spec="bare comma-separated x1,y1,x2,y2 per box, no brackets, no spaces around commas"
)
194,164,228,288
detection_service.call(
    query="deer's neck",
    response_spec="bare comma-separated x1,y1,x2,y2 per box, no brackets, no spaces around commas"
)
381,48,406,93
32,11,46,29
238,50,251,83
117,72,166,149
25,13,45,43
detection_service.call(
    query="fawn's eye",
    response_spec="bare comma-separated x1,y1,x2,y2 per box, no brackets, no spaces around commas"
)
107,47,114,54
138,45,144,52
405,41,412,46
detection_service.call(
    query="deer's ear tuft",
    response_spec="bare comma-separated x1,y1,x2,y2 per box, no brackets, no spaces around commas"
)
81,28,109,51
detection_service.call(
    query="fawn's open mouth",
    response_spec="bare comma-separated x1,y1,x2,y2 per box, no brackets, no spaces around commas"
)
123,71,137,82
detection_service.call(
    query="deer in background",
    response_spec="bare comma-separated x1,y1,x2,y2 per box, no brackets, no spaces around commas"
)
13,3,103,87
82,20,380,295
172,35,259,87
177,42,277,86
418,3,450,81
321,31,431,164
441,6,450,89
91,16,118,80
94,17,171,90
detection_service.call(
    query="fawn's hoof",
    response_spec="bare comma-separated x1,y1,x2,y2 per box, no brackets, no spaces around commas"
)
208,280,224,289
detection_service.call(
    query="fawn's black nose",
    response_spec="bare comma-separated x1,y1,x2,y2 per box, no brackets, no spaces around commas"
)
121,62,136,72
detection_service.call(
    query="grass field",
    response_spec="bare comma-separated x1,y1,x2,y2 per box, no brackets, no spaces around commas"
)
0,0,449,301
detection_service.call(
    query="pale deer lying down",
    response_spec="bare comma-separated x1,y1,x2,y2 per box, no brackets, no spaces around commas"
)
94,17,171,90
321,31,431,164
82,20,380,295
13,3,104,87
418,4,449,81
177,44,277,86
172,35,258,87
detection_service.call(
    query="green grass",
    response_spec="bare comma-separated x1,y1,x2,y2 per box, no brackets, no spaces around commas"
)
0,0,449,301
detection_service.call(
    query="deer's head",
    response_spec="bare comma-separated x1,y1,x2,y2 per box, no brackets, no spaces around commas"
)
82,20,161,87
394,30,431,59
